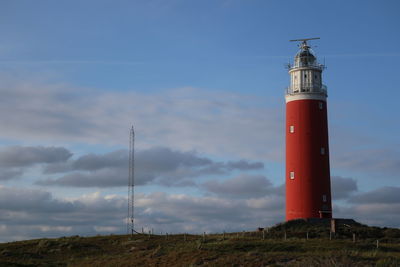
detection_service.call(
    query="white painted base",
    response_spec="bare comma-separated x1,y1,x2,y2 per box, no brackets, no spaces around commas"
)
285,93,327,103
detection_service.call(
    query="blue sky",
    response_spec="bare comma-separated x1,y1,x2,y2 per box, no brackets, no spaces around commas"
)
0,0,399,241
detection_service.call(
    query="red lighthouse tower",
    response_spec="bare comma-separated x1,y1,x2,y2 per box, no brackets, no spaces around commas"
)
285,38,332,221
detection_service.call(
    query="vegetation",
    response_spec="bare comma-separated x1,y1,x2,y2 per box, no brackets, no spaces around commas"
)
1,220,400,266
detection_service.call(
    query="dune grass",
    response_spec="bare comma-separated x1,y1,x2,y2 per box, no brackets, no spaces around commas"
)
1,221,399,266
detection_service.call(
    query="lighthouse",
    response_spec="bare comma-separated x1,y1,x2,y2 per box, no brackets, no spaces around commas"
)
285,38,332,221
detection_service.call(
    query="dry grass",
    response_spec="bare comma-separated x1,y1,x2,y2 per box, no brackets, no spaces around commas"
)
1,221,400,266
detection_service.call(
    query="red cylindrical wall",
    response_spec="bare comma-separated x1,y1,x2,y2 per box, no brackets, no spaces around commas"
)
286,99,332,221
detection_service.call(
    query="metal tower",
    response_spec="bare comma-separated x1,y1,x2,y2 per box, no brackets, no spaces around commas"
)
285,38,333,220
127,126,135,235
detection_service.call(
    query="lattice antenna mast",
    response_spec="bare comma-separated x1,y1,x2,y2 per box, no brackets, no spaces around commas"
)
127,126,135,235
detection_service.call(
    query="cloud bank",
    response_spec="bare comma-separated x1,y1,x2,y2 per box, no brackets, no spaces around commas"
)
0,74,397,175
1,176,400,242
36,146,264,187
0,74,284,161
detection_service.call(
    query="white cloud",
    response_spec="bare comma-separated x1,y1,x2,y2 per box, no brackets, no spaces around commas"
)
39,226,72,232
331,176,358,200
350,186,400,204
335,203,400,228
332,148,400,175
202,174,276,198
94,226,120,232
0,74,283,161
36,146,264,188
0,146,72,181
1,181,400,242
334,186,400,227
0,169,24,181
0,146,72,168
0,185,283,241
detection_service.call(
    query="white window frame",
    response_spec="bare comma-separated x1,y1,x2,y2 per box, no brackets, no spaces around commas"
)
290,171,295,180
289,125,295,133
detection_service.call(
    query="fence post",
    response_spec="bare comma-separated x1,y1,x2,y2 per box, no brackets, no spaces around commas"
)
262,230,265,240
353,233,356,243
376,240,379,249
306,231,309,240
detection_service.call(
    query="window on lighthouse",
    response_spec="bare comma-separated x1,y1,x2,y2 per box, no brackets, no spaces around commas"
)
322,195,327,202
290,125,295,133
320,147,325,155
290,171,295,180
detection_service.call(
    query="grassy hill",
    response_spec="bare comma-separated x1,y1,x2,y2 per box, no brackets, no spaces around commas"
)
1,220,400,266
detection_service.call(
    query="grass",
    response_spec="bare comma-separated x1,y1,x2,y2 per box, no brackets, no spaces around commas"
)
1,220,400,266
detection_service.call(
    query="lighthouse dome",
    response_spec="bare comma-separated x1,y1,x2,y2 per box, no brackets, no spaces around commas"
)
294,48,316,67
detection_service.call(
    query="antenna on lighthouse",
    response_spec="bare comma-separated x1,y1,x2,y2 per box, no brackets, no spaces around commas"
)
289,37,320,48
127,126,135,236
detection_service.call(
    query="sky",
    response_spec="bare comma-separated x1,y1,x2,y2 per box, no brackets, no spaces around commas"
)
0,0,399,242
